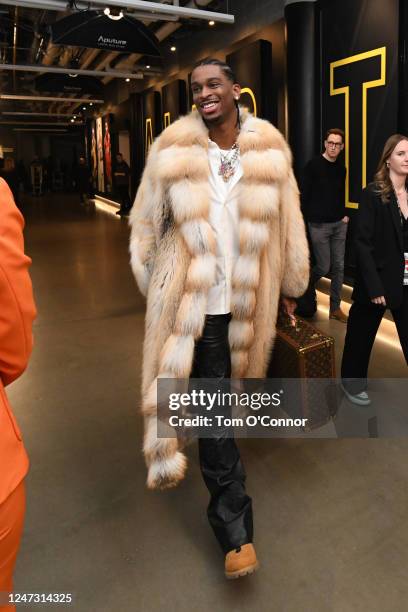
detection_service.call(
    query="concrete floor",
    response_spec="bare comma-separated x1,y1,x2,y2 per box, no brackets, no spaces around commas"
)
7,193,408,611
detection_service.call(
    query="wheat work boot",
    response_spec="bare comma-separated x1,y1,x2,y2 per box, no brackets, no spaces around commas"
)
225,544,259,579
329,307,348,323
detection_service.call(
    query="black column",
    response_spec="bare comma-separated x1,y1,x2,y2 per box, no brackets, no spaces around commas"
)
130,93,143,200
398,0,408,134
285,0,320,180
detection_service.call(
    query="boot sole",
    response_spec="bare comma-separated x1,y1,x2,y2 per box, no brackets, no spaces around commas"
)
329,315,347,323
225,561,260,579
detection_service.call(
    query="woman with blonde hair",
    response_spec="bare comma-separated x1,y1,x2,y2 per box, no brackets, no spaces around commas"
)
341,134,408,404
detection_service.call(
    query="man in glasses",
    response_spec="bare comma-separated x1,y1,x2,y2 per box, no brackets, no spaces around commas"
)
300,128,348,322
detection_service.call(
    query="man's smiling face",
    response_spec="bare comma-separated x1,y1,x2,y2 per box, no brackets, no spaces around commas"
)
191,64,241,125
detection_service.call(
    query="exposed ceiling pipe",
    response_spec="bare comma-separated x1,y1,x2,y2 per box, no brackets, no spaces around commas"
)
13,128,68,132
0,0,235,23
79,48,102,70
1,63,144,79
28,9,47,63
41,41,62,66
0,94,104,102
0,121,83,125
2,111,82,116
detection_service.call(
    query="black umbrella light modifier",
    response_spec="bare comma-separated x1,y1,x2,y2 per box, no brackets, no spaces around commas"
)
35,73,104,95
51,10,162,56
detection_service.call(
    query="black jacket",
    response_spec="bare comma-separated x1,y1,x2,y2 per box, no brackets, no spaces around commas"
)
74,165,91,191
113,161,130,187
352,183,406,309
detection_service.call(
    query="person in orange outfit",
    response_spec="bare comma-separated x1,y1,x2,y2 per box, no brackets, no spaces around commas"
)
0,178,36,610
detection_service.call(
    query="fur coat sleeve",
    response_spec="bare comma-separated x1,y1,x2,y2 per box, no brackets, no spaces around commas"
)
129,142,161,297
279,167,309,298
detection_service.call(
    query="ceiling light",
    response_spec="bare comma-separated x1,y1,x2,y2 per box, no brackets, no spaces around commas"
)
104,7,124,20
82,106,86,110
209,20,215,26
70,118,75,123
125,77,130,82
170,46,176,52
89,102,93,106
146,65,150,69
73,115,77,119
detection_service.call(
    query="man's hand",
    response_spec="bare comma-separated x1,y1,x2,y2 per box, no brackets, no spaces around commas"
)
342,216,349,223
371,296,386,306
280,297,297,326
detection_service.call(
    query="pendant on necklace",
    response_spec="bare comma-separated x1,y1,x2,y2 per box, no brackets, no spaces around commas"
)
219,162,235,182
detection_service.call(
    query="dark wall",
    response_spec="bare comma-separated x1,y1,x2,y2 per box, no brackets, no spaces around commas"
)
320,0,400,275
162,80,187,126
321,0,400,207
143,90,162,158
227,39,275,124
285,1,320,180
399,0,408,134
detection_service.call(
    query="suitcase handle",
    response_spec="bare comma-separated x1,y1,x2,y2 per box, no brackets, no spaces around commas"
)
279,314,323,339
279,312,301,333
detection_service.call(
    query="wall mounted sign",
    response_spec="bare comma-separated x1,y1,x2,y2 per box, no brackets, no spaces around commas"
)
96,116,104,192
90,121,97,188
103,115,113,194
321,0,399,209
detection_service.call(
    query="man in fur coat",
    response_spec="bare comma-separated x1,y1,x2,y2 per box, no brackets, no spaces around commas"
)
129,58,309,578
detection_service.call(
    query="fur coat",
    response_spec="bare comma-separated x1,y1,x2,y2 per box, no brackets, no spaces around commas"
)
129,109,309,490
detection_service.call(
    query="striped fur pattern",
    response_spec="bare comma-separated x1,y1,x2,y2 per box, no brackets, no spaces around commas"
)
129,109,309,489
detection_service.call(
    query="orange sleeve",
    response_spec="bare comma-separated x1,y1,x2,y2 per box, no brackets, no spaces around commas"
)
0,178,37,386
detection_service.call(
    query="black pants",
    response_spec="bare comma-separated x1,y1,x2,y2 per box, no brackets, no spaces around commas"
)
190,314,253,554
117,185,131,213
341,288,408,394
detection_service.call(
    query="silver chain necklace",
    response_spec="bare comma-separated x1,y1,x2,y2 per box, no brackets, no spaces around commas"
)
218,142,240,182
393,186,408,224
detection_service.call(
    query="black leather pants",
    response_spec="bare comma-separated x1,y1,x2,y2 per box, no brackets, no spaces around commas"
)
190,313,253,554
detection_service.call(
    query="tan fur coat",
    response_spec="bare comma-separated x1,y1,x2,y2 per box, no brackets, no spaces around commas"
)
129,109,309,489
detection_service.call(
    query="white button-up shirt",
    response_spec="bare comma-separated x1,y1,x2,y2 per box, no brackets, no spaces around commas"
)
206,139,243,315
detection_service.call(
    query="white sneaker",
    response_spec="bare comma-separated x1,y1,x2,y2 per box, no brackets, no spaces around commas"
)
340,383,371,406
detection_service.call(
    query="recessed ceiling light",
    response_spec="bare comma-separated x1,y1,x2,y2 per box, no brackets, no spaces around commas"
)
170,46,176,52
89,102,93,106
82,106,86,110
209,20,215,26
146,65,151,69
125,77,130,82
70,118,75,123
73,115,77,119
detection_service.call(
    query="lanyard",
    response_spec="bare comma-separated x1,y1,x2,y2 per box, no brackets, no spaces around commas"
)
393,187,408,225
